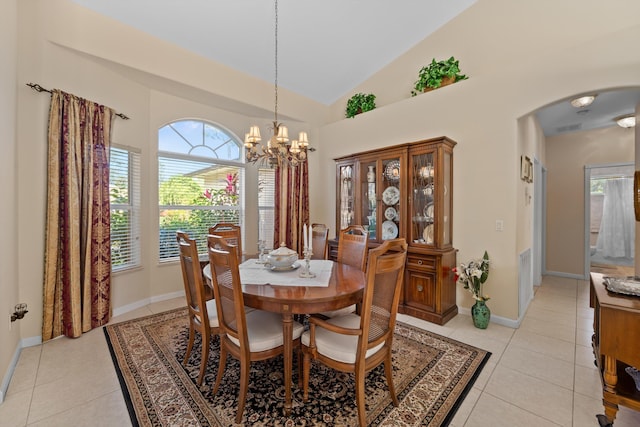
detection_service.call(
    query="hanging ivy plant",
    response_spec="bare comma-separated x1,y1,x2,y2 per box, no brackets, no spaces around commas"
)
411,56,468,96
345,93,376,118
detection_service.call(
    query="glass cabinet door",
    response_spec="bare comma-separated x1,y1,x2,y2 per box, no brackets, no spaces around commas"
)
409,151,435,245
380,156,401,242
338,163,355,231
360,160,377,240
442,150,452,246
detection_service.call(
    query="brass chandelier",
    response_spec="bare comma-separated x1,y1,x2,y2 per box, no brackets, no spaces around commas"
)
244,0,311,168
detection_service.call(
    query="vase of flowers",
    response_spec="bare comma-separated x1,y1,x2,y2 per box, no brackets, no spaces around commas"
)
453,251,490,329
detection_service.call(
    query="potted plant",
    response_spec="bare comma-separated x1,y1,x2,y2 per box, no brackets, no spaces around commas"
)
453,251,490,328
345,93,376,118
411,56,468,96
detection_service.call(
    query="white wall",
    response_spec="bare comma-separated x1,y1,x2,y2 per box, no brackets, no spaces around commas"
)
0,0,20,402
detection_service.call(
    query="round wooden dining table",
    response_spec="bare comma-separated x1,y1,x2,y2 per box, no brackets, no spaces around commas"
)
202,261,365,415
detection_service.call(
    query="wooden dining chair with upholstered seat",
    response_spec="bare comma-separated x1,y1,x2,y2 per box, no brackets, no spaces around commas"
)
311,223,330,260
337,225,368,270
176,231,219,386
318,225,368,317
207,234,305,424
301,238,408,427
209,223,242,258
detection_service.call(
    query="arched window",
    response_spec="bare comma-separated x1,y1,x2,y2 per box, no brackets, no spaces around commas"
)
158,119,244,260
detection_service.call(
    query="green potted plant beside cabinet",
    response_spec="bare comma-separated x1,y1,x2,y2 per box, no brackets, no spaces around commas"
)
345,93,376,118
411,56,468,96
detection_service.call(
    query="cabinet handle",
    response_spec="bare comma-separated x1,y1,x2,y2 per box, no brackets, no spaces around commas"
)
417,285,423,292
418,260,423,265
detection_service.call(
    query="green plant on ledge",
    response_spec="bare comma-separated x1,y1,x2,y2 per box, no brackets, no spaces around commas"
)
345,93,376,118
411,56,468,96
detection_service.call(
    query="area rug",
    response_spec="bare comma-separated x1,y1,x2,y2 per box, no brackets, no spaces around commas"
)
104,308,491,426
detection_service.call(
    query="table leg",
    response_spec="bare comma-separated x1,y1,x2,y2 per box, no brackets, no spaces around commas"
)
602,356,619,424
282,312,293,416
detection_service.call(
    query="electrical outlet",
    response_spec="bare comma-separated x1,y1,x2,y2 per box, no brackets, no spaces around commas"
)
495,220,504,232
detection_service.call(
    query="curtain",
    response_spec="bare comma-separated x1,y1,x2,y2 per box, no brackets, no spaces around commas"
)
42,90,114,341
273,161,309,255
596,177,635,259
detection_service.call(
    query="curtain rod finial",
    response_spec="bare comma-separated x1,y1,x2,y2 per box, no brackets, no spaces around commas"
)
26,82,49,93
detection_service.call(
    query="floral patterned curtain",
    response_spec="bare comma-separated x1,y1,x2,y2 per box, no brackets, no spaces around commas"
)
42,90,113,340
273,161,309,255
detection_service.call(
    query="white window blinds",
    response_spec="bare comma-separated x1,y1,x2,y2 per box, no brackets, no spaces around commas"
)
110,145,141,272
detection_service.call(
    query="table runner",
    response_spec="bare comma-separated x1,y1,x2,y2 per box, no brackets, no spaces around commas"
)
239,258,333,287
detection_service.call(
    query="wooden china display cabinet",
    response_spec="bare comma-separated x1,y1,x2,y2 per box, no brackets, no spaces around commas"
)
331,137,457,324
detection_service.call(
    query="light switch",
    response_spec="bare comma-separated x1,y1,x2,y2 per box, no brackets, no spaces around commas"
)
495,220,504,232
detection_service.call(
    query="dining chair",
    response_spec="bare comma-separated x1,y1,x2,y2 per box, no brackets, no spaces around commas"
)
311,223,329,260
176,231,219,386
318,225,368,317
301,238,408,427
337,225,368,271
206,234,305,424
208,223,242,258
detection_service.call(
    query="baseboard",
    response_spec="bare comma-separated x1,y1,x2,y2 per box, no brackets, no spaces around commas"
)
112,290,184,318
457,307,522,329
0,342,22,403
545,270,586,280
22,336,42,347
150,291,184,304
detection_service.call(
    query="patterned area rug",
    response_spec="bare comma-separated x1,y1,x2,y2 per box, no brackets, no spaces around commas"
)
104,308,491,426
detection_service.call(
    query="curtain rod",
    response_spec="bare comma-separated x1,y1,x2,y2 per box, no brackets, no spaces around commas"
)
26,83,130,120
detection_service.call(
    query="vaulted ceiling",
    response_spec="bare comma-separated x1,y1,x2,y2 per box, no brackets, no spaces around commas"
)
70,0,477,105
70,0,638,136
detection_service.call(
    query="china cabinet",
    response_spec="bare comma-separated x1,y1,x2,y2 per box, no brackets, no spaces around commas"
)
331,137,457,324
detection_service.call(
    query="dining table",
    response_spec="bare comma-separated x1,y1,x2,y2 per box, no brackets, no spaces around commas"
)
202,258,366,415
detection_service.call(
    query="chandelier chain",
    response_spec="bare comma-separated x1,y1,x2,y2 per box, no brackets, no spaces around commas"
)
244,0,312,168
274,0,279,124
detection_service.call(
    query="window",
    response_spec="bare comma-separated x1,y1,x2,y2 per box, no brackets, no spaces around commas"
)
158,120,244,261
258,168,276,249
110,145,141,271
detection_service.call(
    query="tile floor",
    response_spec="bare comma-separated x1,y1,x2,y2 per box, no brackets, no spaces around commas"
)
2,275,640,426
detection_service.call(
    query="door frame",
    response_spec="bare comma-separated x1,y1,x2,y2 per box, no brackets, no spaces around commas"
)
533,158,546,283
583,162,634,279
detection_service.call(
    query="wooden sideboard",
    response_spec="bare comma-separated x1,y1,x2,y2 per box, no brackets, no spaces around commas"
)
589,273,640,426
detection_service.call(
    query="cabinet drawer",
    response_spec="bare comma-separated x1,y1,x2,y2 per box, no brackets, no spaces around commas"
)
407,255,436,270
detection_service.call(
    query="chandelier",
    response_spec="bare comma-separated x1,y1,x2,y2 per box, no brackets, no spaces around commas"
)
244,0,311,168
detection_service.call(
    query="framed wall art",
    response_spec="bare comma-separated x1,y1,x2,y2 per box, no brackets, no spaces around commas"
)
520,156,533,183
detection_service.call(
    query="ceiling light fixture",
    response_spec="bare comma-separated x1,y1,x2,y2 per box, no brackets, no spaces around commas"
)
570,95,596,108
614,113,636,128
244,0,311,168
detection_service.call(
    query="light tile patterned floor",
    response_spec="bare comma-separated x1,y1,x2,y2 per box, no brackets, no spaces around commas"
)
2,275,640,426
